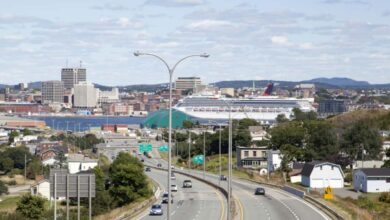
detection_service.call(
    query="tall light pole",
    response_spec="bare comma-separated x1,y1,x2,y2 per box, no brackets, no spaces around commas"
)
188,131,191,170
209,120,223,186
228,105,232,220
134,51,209,220
203,130,206,179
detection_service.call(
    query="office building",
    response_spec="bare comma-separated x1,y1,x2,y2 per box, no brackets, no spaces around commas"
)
318,99,347,115
98,88,119,104
74,82,97,108
61,68,87,89
175,77,202,92
41,81,64,104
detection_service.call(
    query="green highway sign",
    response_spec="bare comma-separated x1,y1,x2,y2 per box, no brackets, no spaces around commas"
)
159,145,169,152
192,155,204,165
139,143,153,153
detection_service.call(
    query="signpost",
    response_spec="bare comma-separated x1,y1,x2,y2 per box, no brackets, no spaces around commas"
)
50,169,95,220
159,145,169,152
139,143,153,153
192,155,204,165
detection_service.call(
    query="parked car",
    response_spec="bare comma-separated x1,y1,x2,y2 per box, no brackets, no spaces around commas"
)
157,163,162,168
171,184,178,192
162,192,173,203
254,187,265,195
220,175,227,181
171,173,176,180
182,180,192,188
145,167,151,172
149,204,163,216
171,165,175,170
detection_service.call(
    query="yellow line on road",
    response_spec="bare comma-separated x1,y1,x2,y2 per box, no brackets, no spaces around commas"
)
215,188,225,220
235,195,245,220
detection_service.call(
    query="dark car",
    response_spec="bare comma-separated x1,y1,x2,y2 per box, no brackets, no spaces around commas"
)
254,187,265,195
145,167,151,172
149,204,163,216
162,192,173,203
182,180,192,188
140,158,144,162
220,175,227,181
157,163,162,168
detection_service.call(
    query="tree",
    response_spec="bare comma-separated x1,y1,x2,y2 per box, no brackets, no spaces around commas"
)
8,131,19,144
2,147,32,169
26,157,43,179
16,194,46,219
0,180,8,196
238,118,259,129
182,120,194,129
383,149,390,168
55,152,66,168
109,153,151,207
22,129,32,136
92,167,112,216
0,157,14,173
276,114,289,123
269,121,305,149
304,120,339,161
280,144,304,172
341,120,382,168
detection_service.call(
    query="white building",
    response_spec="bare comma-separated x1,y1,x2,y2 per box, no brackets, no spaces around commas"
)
31,179,50,200
301,161,344,188
354,168,390,193
67,154,98,174
267,150,282,172
98,88,119,104
74,82,97,108
353,160,384,169
175,77,202,92
248,126,268,141
383,141,390,161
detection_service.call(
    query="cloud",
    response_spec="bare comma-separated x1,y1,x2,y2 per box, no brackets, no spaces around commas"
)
271,36,290,46
322,0,369,4
91,3,128,11
145,0,204,7
188,19,234,30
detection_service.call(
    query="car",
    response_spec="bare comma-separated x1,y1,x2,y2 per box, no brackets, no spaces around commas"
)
157,163,162,168
149,204,163,216
162,192,173,203
171,166,175,170
170,173,176,180
254,187,265,195
140,158,145,162
171,184,178,192
220,175,227,181
182,180,192,188
145,167,151,172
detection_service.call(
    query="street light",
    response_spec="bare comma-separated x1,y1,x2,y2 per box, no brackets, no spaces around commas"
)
133,51,209,220
209,120,224,187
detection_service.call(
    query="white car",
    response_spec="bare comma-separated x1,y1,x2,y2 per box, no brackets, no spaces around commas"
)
170,173,176,180
171,184,178,192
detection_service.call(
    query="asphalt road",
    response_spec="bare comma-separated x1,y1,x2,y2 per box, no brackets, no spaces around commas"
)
145,156,329,220
136,161,225,220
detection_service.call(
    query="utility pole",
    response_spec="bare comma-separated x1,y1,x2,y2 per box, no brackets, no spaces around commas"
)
188,131,191,170
203,130,206,179
24,154,27,183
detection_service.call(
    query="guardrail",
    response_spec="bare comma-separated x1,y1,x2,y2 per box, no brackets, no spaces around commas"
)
150,166,233,219
238,178,344,220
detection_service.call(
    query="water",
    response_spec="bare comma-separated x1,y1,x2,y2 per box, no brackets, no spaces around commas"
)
25,116,144,132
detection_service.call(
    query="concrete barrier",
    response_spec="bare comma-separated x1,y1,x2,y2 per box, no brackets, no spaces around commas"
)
282,186,305,198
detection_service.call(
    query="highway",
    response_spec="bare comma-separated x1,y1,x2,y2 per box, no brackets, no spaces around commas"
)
145,155,329,220
136,162,225,220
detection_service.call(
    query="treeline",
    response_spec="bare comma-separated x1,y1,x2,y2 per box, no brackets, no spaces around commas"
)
270,109,390,170
50,133,104,150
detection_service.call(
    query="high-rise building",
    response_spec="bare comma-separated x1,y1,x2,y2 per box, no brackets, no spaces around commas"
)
174,77,202,92
61,68,87,89
74,82,97,108
41,81,64,104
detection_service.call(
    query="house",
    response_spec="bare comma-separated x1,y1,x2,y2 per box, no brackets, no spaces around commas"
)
289,163,305,183
301,161,344,188
267,150,282,172
30,179,50,200
248,126,268,141
67,154,98,174
353,168,390,193
353,160,384,169
236,146,268,173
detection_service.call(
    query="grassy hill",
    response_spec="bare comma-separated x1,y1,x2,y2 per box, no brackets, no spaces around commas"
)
327,109,390,130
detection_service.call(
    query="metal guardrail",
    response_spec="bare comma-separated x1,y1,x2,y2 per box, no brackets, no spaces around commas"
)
238,178,345,220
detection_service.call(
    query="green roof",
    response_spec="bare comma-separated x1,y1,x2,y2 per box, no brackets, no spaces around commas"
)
143,109,192,129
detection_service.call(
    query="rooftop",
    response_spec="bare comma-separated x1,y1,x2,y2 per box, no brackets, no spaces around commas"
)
358,168,390,177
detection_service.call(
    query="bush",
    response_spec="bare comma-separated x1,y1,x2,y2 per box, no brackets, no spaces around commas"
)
16,194,47,220
344,172,352,183
8,168,23,177
357,195,374,209
7,180,17,186
379,192,390,203
0,180,8,195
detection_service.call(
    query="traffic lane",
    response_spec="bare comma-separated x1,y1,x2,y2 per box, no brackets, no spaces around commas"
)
233,179,329,220
141,168,224,220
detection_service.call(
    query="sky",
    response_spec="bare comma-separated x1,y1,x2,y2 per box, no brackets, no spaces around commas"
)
0,0,390,86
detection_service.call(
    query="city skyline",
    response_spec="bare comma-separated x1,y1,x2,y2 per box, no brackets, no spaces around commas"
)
1,0,390,85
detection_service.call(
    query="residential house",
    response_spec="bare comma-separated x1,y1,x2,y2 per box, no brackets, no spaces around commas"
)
353,168,390,193
67,154,98,174
353,160,384,169
289,162,305,183
236,146,268,173
267,150,282,172
248,126,268,141
30,179,50,200
301,161,344,188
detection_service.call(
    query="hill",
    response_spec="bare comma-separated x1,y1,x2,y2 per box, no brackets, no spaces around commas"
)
302,77,370,87
327,109,390,130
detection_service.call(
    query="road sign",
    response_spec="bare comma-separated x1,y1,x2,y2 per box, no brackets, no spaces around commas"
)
139,143,153,153
159,145,169,152
192,155,204,165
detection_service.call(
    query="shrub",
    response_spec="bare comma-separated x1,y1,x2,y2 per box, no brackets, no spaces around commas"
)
16,194,47,220
0,180,8,195
344,172,352,183
7,180,17,186
379,192,390,203
357,195,374,209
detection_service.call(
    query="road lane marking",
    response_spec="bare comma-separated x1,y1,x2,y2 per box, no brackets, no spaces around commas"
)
234,195,244,220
